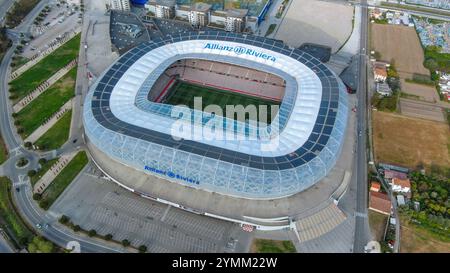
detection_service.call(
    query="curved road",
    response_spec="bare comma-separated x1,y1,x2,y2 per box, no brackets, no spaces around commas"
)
0,1,123,253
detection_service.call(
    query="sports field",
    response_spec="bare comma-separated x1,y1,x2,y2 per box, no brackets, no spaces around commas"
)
164,81,280,124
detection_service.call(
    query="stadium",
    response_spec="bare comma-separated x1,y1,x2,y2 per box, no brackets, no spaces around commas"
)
83,31,349,203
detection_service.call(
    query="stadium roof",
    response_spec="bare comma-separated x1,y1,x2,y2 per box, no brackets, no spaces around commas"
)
84,31,349,199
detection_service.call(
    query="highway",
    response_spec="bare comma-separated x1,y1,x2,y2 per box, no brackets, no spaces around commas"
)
349,0,450,21
352,0,371,253
0,1,123,253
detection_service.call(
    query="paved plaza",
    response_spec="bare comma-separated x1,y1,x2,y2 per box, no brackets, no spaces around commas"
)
275,0,354,53
51,163,252,253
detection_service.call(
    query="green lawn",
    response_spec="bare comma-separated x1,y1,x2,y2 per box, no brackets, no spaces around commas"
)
40,151,88,210
423,46,450,73
30,158,59,187
0,134,7,165
34,110,72,151
165,81,280,123
369,210,389,242
0,177,33,245
9,34,80,102
15,67,77,138
251,239,296,253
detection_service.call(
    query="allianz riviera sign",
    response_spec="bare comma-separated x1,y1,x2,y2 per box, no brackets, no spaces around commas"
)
204,43,277,62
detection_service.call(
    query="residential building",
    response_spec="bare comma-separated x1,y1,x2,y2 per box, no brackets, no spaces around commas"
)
225,9,248,32
209,10,227,28
369,192,392,215
186,2,212,28
210,8,248,32
145,0,176,19
370,8,383,19
110,0,131,11
376,82,392,96
175,5,190,21
438,72,450,100
374,66,388,82
397,195,406,206
384,169,408,180
370,181,381,192
390,178,411,194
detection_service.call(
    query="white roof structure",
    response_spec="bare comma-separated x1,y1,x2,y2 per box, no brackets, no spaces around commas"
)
83,31,349,199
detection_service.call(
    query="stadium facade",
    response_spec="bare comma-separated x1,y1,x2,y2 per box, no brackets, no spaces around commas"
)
83,31,349,200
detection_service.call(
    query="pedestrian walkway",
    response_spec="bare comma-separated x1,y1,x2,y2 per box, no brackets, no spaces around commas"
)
294,203,347,243
10,28,81,80
25,99,73,144
13,59,78,112
34,152,77,194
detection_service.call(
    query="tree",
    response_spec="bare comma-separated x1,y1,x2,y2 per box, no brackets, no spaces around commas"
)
59,215,70,224
373,51,381,60
88,229,97,237
73,225,81,232
104,234,113,241
424,58,438,71
32,193,41,200
24,142,32,148
27,236,54,253
27,169,37,177
138,245,147,253
17,157,28,167
121,239,130,247
38,158,47,165
39,199,49,210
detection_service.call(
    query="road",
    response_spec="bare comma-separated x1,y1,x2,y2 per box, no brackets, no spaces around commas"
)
352,0,371,253
350,0,450,21
0,0,15,25
0,1,124,253
0,231,14,253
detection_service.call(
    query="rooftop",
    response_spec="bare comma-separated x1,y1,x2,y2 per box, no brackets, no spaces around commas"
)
149,0,176,7
392,178,411,189
369,191,392,215
384,169,408,180
192,2,212,12
374,66,387,78
226,8,248,18
370,181,381,192
175,0,269,17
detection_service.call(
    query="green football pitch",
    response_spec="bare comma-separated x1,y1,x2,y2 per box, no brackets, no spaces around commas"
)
164,81,280,123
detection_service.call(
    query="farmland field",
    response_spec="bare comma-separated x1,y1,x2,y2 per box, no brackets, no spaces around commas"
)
371,24,429,78
400,215,450,253
372,111,450,169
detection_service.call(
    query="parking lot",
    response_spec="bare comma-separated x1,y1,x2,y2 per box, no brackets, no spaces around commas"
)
23,2,82,58
110,11,150,54
50,163,252,253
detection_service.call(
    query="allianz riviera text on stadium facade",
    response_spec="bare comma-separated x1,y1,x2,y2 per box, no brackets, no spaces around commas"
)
83,31,349,199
